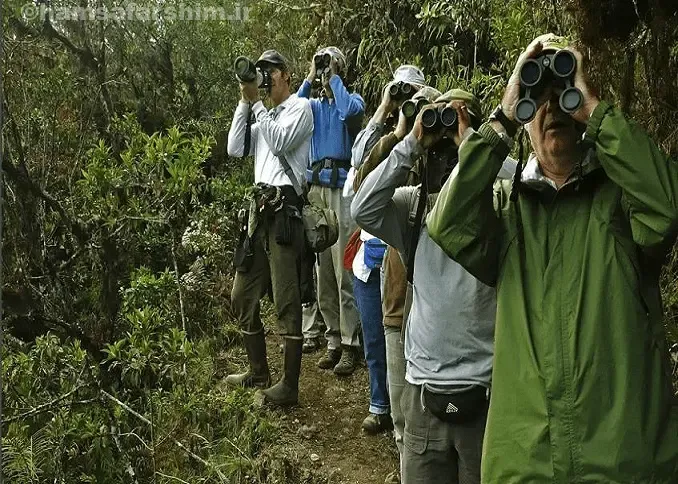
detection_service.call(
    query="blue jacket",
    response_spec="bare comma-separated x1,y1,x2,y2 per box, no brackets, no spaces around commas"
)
297,75,365,188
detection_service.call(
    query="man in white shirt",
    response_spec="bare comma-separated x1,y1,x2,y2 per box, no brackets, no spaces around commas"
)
225,50,313,407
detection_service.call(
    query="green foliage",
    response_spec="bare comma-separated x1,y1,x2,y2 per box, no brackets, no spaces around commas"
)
3,0,677,481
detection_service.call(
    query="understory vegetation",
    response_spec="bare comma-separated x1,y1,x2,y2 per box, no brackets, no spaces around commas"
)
2,0,677,482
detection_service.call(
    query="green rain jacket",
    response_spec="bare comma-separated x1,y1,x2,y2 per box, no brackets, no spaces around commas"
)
427,101,678,483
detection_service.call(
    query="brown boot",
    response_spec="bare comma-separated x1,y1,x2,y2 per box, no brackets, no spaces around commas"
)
317,347,342,369
259,337,303,407
225,331,271,388
333,345,359,376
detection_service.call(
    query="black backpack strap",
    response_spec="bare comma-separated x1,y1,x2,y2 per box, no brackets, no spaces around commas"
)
244,104,253,157
407,163,428,283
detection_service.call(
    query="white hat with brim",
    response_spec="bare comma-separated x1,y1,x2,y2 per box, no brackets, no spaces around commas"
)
393,65,426,86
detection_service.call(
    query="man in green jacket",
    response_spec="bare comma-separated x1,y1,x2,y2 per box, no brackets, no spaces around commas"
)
428,34,678,483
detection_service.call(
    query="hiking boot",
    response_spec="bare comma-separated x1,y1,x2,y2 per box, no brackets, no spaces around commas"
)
259,337,303,407
317,347,342,369
302,336,322,353
384,470,400,484
225,331,271,389
333,345,360,376
361,413,394,435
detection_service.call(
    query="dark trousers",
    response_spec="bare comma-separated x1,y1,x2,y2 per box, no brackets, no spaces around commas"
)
401,382,487,484
231,213,306,337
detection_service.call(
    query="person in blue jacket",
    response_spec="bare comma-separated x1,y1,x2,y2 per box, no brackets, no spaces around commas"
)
297,47,365,375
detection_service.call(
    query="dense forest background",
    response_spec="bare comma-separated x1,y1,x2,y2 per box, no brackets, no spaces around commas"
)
2,0,677,482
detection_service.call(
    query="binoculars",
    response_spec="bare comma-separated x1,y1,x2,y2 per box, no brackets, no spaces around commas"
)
421,105,458,131
389,81,415,101
234,56,272,89
314,52,332,80
515,50,583,124
401,98,429,120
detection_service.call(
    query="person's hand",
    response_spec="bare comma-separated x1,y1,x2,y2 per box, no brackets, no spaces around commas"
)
566,47,600,123
379,82,400,113
412,103,445,150
446,100,472,145
500,34,554,122
307,61,316,83
240,81,259,103
393,110,409,140
330,56,340,77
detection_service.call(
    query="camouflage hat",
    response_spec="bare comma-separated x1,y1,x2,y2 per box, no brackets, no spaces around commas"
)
435,89,483,123
412,86,442,103
535,33,571,52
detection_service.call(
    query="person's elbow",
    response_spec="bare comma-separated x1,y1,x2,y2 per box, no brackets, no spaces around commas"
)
226,137,244,157
350,194,377,232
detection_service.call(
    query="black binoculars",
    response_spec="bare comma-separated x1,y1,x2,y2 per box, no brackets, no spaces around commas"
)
515,50,583,124
234,56,272,89
421,105,458,131
389,81,415,101
402,98,429,119
313,52,332,80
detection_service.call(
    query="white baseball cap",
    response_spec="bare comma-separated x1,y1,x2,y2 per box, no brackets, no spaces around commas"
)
393,65,426,86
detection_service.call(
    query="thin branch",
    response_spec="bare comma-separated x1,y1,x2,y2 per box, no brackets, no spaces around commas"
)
100,390,228,482
4,384,86,423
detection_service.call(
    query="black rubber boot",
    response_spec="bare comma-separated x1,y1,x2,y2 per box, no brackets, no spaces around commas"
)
260,337,303,406
225,331,271,388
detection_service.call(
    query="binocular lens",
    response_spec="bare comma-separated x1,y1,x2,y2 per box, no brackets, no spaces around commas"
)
421,108,438,128
559,87,582,113
520,59,542,87
323,53,331,64
401,83,413,95
402,100,417,118
515,98,537,124
389,83,401,97
440,107,457,127
553,50,576,78
234,56,256,83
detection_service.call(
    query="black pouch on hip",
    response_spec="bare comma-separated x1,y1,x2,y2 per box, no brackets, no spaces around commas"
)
423,384,488,424
274,207,292,246
233,208,254,273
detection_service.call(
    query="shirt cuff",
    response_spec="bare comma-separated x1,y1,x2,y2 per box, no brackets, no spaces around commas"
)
584,100,613,145
368,118,385,132
251,100,267,120
479,123,511,161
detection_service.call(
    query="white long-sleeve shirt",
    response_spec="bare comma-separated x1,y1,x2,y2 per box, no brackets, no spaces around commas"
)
227,94,313,188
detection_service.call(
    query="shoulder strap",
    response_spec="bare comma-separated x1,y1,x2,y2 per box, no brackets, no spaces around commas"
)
406,164,427,284
244,104,253,157
277,153,305,198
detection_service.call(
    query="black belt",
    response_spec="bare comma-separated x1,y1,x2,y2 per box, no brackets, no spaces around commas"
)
310,158,351,187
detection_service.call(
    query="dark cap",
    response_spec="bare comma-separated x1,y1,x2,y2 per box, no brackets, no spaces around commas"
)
255,50,289,70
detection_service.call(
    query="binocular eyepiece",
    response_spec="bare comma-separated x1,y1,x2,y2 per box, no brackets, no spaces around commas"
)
401,98,429,119
234,56,272,89
515,50,583,124
421,105,458,131
389,81,414,101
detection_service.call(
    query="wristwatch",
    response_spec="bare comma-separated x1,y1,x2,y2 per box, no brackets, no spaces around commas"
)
488,105,518,138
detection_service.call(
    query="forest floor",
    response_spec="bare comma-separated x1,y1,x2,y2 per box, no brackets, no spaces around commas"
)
221,330,399,484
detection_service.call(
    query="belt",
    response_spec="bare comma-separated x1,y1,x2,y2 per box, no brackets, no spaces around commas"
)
310,158,351,187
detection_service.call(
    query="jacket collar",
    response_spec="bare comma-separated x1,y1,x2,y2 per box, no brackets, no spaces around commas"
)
521,148,600,192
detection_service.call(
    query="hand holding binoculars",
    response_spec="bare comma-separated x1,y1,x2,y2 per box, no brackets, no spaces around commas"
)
234,56,272,89
514,49,583,124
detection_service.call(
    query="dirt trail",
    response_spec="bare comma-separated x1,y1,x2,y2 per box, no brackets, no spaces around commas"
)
264,333,399,484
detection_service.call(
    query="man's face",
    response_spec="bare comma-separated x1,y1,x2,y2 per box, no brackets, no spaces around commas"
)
529,90,580,161
267,66,291,105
